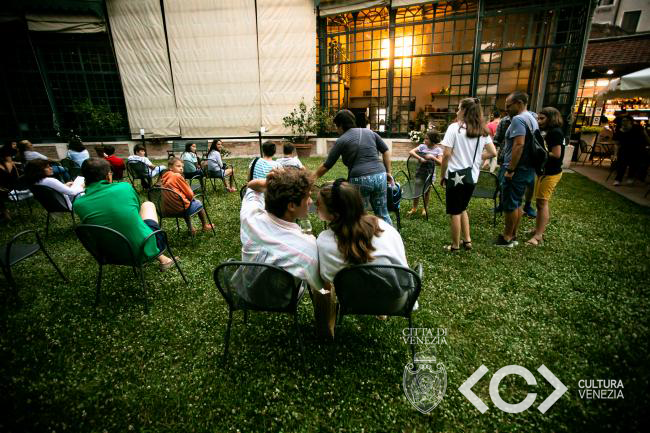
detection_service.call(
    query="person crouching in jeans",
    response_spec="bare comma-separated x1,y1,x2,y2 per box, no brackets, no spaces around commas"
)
161,157,214,234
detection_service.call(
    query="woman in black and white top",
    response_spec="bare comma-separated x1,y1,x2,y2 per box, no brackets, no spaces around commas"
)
440,97,497,251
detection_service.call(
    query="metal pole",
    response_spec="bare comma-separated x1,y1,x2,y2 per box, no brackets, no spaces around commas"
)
470,0,484,97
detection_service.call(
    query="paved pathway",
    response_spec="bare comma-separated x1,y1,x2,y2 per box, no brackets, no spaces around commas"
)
571,163,650,207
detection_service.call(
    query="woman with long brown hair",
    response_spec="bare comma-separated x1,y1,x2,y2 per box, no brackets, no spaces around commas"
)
526,106,565,246
316,179,407,284
439,97,497,251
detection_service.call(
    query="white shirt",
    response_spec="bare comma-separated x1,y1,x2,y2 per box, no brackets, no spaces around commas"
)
240,189,323,290
66,149,90,167
441,122,492,183
317,218,408,283
127,154,154,167
36,176,84,210
24,150,48,161
276,156,304,169
206,150,223,172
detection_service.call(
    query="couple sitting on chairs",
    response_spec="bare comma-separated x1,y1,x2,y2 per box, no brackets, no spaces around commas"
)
239,166,411,320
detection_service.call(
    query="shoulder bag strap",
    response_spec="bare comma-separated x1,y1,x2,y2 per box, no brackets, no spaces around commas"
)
248,157,260,181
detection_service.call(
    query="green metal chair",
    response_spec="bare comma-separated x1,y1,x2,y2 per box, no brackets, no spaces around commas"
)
213,260,306,364
74,224,186,313
333,263,422,366
471,170,500,227
1,230,67,292
60,157,81,179
395,154,443,221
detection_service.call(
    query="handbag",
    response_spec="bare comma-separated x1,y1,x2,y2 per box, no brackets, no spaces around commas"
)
447,135,480,187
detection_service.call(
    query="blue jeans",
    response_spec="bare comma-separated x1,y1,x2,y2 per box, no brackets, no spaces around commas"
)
349,172,392,225
501,167,535,212
52,165,70,182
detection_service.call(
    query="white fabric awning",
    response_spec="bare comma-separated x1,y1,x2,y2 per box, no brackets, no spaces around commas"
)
258,0,316,135
106,0,181,138
391,0,434,8
26,13,105,33
318,0,387,16
596,68,650,100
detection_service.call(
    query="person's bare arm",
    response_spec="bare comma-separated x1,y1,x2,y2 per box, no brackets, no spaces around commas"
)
482,141,498,160
315,164,329,179
247,178,266,192
505,135,525,179
409,148,425,162
440,147,452,186
382,150,393,183
549,145,562,159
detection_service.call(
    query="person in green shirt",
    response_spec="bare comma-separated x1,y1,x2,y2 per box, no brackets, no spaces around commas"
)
74,158,176,270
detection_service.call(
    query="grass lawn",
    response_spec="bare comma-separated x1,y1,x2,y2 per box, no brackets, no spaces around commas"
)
1,157,648,432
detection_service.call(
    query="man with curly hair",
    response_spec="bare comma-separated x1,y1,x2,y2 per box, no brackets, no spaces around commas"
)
241,167,324,290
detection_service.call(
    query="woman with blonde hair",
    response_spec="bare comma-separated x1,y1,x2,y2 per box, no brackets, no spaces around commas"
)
440,97,497,251
526,106,565,246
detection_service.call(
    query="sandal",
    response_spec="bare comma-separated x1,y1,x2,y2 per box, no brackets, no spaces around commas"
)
525,235,543,246
202,224,215,232
407,208,418,216
461,240,473,251
444,244,460,252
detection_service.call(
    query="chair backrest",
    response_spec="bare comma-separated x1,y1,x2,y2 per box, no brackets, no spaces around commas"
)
213,261,303,312
472,170,499,199
126,160,150,179
333,263,421,317
60,158,81,178
182,159,197,174
75,224,137,266
147,186,188,217
30,184,70,212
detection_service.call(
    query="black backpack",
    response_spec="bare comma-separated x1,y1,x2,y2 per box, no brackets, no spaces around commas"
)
522,117,548,176
386,182,402,213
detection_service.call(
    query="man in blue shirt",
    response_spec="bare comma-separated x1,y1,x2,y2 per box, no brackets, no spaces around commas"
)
496,91,538,247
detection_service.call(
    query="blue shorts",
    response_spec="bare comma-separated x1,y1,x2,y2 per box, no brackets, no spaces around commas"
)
185,199,203,217
501,167,535,212
143,219,166,252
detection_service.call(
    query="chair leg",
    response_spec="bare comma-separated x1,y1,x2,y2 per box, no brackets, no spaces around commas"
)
293,313,305,358
223,309,234,365
175,218,180,234
409,315,416,370
244,310,249,324
166,244,188,284
138,266,149,314
2,265,18,292
94,264,103,309
493,198,497,227
433,185,443,204
45,212,50,237
39,244,68,283
204,209,216,235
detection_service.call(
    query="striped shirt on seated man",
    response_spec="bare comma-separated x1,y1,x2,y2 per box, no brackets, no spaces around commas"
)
240,167,324,291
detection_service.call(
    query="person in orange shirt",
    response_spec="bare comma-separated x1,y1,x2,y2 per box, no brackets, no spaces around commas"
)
161,157,214,233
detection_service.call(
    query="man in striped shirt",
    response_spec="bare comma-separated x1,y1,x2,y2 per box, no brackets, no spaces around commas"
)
241,167,324,291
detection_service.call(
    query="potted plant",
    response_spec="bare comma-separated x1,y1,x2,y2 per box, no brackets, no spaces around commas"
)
282,98,333,157
409,130,424,147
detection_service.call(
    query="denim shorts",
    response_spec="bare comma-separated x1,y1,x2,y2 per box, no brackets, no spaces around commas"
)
501,167,535,212
143,219,166,252
185,199,203,217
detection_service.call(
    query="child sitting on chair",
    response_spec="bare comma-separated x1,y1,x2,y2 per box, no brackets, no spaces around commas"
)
276,142,304,169
407,130,443,217
161,157,214,233
128,144,166,177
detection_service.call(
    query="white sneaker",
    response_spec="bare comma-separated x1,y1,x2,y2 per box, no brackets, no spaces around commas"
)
613,180,621,186
412,300,419,312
